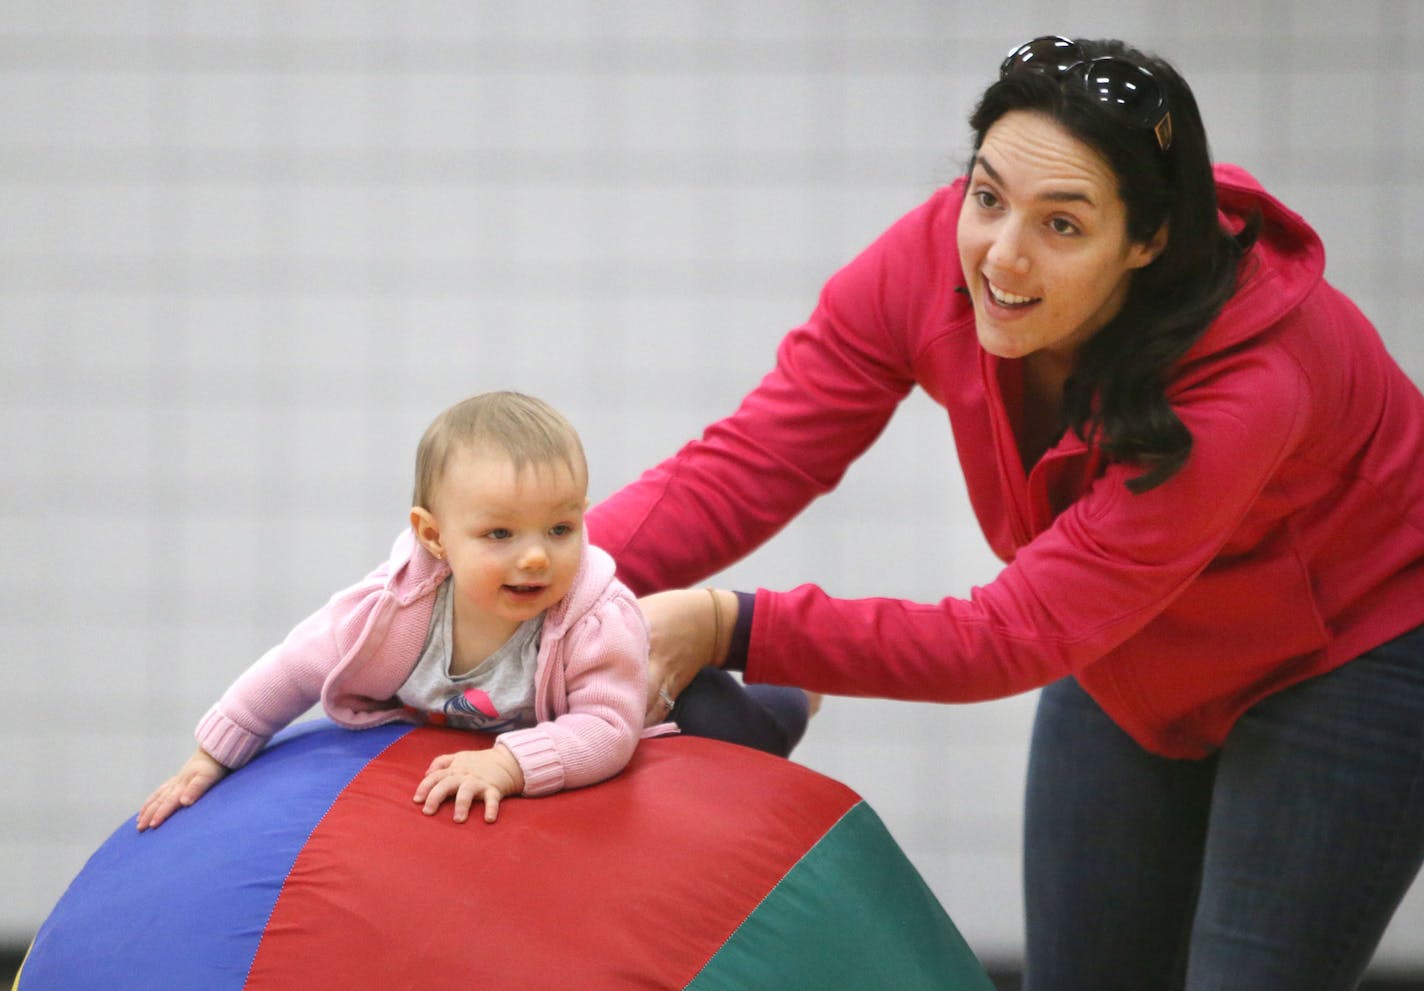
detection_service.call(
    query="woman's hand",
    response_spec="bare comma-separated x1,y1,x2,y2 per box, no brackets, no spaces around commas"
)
414,745,525,823
137,747,229,831
638,588,738,724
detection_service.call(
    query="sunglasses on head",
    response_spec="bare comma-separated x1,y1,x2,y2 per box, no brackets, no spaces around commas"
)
999,35,1173,153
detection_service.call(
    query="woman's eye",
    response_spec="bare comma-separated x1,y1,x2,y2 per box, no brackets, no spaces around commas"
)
974,189,999,209
1049,217,1079,236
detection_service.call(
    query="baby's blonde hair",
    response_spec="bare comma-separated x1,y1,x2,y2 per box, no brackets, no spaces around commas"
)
413,391,587,510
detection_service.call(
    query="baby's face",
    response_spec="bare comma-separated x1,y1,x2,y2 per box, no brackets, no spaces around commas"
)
432,445,587,626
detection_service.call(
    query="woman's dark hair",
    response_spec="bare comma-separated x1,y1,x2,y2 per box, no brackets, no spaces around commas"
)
968,38,1259,492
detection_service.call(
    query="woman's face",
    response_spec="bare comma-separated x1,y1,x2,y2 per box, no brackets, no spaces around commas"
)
957,110,1164,363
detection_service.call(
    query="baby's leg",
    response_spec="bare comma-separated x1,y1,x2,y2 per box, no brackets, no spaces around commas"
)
672,668,812,757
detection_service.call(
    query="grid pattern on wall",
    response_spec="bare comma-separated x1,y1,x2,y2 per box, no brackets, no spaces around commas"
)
3,0,1422,970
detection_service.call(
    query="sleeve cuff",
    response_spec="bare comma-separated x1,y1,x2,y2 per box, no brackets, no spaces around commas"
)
194,705,268,771
496,729,565,797
723,590,755,672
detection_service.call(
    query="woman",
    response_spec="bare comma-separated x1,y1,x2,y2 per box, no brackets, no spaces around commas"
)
587,36,1424,989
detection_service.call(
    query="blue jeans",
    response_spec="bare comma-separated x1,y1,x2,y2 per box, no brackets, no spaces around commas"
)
1023,624,1424,990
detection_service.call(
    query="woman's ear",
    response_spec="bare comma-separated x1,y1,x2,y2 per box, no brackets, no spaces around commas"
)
410,507,445,560
1129,222,1170,269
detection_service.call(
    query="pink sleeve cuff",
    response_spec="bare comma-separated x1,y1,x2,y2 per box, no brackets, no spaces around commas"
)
496,730,565,797
194,705,269,771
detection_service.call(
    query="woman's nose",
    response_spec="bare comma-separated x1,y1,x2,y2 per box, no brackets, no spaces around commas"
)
987,221,1032,276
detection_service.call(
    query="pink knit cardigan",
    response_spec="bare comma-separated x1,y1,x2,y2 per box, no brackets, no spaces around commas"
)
195,529,658,797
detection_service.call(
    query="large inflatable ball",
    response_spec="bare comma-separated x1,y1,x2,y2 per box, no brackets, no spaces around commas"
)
18,720,993,990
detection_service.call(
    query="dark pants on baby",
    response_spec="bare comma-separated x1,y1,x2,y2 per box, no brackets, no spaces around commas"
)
1023,623,1424,990
671,667,810,758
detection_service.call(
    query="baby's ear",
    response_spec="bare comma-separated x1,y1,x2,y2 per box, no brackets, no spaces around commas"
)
410,507,444,560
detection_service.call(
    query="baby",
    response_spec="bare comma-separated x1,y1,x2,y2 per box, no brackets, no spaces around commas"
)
139,391,653,828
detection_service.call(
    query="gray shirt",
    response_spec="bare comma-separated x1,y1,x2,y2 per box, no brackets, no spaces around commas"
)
396,577,542,733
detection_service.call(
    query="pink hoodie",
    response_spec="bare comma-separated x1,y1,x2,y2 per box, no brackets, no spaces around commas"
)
589,165,1424,759
195,530,654,796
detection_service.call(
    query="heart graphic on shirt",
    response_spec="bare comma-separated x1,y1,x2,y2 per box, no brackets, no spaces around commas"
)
461,688,500,719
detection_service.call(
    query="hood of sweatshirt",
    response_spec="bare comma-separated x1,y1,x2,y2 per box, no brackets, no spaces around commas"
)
1179,163,1326,364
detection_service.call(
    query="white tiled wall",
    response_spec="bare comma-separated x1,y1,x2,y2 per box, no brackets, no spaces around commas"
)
4,0,1421,972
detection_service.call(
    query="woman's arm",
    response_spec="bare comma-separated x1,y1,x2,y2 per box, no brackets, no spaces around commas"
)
746,344,1314,708
588,192,961,595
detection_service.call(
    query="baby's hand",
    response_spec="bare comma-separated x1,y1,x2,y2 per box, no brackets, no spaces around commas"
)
413,745,526,824
137,747,229,831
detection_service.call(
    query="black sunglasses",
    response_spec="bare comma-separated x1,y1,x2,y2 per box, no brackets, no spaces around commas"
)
999,35,1173,153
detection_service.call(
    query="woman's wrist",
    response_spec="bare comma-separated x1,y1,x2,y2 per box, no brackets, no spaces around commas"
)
705,588,731,668
717,590,753,673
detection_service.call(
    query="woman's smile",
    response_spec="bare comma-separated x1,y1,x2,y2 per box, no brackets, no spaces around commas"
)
986,280,1042,309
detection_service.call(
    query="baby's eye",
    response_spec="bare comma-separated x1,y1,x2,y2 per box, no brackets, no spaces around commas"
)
549,523,574,538
485,528,513,540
